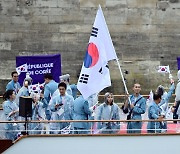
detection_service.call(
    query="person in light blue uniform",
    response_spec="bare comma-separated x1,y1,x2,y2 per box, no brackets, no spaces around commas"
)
157,82,175,108
59,74,73,96
13,74,33,132
49,82,74,134
70,84,78,99
2,90,19,141
60,74,78,99
172,70,180,125
73,95,92,134
147,92,164,133
6,71,21,95
29,93,45,135
123,83,146,133
156,80,175,131
97,92,120,134
44,73,58,120
39,90,49,118
14,73,32,106
53,74,78,100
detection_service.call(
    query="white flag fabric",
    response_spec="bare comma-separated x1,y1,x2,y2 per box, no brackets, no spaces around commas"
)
146,90,153,106
28,84,40,94
16,63,28,75
77,5,117,99
61,124,72,134
28,83,45,94
158,66,170,73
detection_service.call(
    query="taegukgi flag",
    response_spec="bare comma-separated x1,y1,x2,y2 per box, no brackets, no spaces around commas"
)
77,5,117,99
16,63,28,75
28,83,40,94
28,83,45,94
158,65,170,73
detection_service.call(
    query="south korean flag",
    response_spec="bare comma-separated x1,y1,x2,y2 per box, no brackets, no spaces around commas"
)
77,5,117,99
28,84,40,94
16,63,28,75
158,66,170,73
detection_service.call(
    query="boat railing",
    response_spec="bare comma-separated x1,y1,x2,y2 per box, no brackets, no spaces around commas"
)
0,119,180,141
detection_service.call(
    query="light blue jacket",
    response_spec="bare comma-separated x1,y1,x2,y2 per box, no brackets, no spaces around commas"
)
6,80,21,94
2,99,19,140
147,101,162,133
50,94,74,120
130,95,146,120
97,103,120,133
30,101,45,134
40,97,51,120
158,83,175,107
66,84,73,96
73,96,91,129
50,94,74,131
14,86,29,106
70,84,77,99
44,80,58,103
126,94,146,133
44,80,58,120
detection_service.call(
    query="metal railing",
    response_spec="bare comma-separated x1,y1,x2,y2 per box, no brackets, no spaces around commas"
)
0,119,180,140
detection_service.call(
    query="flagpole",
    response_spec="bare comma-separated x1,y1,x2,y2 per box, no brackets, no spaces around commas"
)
115,58,132,104
168,65,174,83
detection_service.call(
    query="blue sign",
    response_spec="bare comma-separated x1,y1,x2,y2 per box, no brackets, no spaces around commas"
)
16,54,61,86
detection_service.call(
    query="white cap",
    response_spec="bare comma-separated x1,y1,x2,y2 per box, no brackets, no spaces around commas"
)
59,74,70,82
24,72,32,85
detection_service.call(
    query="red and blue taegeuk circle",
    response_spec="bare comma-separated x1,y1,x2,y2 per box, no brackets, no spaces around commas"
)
84,43,99,68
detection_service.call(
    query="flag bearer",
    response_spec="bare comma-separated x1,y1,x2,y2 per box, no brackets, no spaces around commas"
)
122,83,146,133
147,93,164,133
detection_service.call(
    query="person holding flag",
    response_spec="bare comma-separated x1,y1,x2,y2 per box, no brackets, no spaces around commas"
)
122,83,146,134
147,92,164,133
76,5,131,133
156,77,175,132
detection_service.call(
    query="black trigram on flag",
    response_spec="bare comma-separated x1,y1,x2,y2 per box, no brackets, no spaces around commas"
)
99,64,109,74
91,27,98,37
79,74,89,84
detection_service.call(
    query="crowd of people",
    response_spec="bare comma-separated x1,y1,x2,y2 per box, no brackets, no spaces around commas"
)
1,70,180,141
